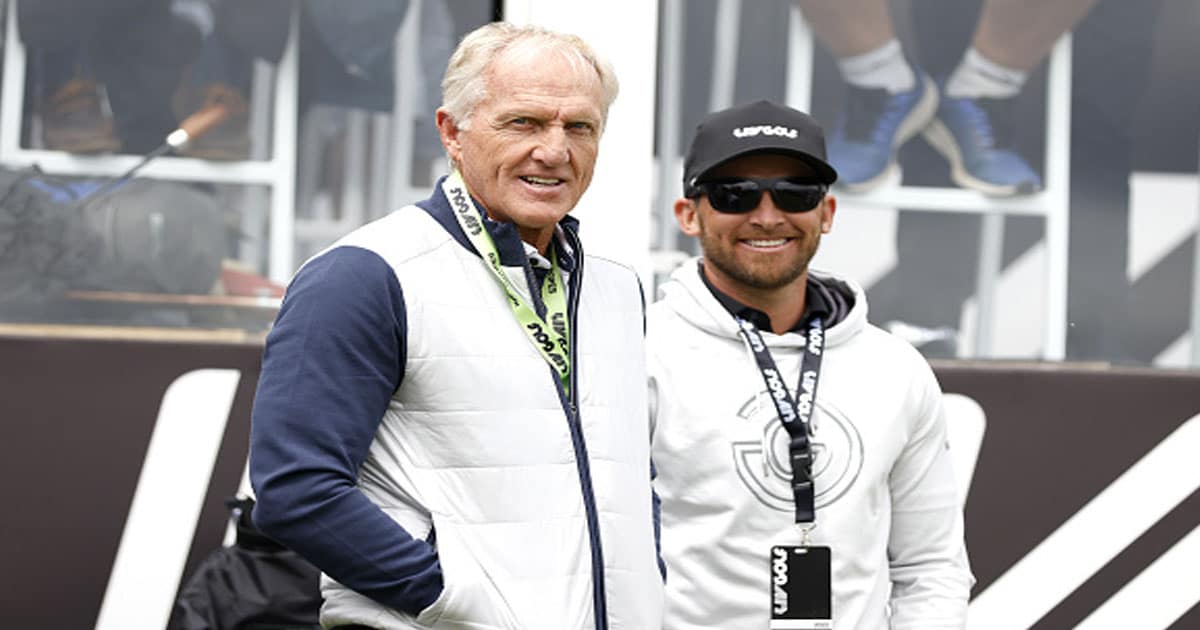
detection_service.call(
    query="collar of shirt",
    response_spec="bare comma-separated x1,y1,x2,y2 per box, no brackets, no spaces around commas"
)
698,262,832,333
420,176,579,273
524,225,576,272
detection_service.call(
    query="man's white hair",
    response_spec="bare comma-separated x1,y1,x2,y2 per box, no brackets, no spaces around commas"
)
440,22,619,133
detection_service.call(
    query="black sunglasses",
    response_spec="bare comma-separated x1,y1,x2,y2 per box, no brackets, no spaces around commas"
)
687,177,828,214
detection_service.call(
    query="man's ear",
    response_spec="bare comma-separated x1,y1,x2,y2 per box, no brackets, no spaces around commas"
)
674,197,702,237
436,108,463,166
820,194,837,234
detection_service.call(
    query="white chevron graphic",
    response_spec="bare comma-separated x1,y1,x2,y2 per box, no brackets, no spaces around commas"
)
94,369,241,630
1075,524,1200,629
942,393,987,505
967,413,1200,629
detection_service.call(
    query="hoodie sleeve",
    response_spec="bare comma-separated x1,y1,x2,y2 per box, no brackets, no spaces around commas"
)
640,275,667,581
886,354,975,629
249,245,443,615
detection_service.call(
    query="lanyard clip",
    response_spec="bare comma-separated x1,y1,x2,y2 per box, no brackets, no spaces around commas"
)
797,523,816,547
790,445,813,481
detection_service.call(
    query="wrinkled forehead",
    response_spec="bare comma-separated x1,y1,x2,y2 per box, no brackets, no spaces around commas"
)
707,152,818,180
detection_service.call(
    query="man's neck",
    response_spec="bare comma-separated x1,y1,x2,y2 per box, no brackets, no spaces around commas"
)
518,225,555,256
703,264,808,335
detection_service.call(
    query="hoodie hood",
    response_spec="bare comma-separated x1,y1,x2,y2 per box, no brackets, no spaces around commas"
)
656,257,868,349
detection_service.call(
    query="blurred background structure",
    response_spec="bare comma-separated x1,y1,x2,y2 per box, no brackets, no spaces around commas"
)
0,0,1197,628
653,0,1199,368
0,0,495,335
0,0,1193,367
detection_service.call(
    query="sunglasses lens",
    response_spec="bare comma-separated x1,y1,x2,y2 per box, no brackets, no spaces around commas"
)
771,181,826,213
707,181,763,214
697,178,825,213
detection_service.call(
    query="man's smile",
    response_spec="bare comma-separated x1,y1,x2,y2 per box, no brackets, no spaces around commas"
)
740,237,795,249
520,175,565,186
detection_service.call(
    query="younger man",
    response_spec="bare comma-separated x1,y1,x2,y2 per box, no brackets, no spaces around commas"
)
648,100,973,629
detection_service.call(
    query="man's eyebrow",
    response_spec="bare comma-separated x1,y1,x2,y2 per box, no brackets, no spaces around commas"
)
564,110,603,125
496,109,535,119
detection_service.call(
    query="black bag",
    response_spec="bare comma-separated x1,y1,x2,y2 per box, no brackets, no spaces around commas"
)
0,168,225,303
0,169,104,302
168,497,322,630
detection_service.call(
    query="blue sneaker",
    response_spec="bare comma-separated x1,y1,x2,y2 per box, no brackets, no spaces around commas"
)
922,89,1042,196
827,72,938,192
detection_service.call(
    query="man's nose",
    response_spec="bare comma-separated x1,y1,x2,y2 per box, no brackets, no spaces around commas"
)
747,191,787,226
532,127,570,165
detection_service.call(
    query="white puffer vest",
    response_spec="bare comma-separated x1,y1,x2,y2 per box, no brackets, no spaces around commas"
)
321,205,664,630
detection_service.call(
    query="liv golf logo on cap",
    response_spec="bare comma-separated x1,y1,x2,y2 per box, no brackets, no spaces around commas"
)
732,125,799,139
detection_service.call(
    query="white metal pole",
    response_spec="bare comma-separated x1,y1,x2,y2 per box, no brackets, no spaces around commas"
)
267,6,300,282
709,0,741,112
1041,34,1073,361
974,213,1004,357
1192,130,1200,367
785,4,813,113
389,0,424,210
0,0,28,161
656,0,684,254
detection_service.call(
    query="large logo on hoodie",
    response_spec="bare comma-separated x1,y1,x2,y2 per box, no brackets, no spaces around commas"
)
732,391,864,512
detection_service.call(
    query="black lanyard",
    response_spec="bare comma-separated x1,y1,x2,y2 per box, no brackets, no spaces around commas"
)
735,316,825,525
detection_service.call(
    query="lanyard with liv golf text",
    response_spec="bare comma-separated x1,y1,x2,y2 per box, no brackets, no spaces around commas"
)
441,171,571,395
736,316,824,526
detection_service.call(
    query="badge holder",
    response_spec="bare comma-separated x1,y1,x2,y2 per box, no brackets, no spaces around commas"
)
739,317,833,627
769,526,832,629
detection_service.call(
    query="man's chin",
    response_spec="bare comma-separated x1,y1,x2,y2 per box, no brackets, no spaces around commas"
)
711,256,808,291
515,202,575,227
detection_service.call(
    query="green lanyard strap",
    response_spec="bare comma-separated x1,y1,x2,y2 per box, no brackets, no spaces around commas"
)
441,172,572,395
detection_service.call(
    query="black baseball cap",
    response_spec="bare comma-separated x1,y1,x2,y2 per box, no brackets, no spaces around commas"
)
682,100,838,192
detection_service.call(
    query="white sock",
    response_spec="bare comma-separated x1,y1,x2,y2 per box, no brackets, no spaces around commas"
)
837,40,915,94
171,0,214,38
945,48,1027,99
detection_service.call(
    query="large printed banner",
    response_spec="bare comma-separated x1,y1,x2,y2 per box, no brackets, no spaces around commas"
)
938,362,1200,629
0,335,261,630
0,336,1197,628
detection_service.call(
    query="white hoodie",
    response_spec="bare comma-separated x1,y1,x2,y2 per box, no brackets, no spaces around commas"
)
647,258,972,629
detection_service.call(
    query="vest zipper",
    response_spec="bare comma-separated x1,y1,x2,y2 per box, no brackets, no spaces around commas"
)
558,237,608,630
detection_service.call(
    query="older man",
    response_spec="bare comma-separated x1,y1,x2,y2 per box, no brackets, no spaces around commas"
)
648,100,973,629
250,22,664,630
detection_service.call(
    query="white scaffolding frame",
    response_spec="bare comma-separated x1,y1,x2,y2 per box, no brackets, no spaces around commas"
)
0,0,300,282
290,0,435,259
780,4,1073,360
659,0,1073,360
